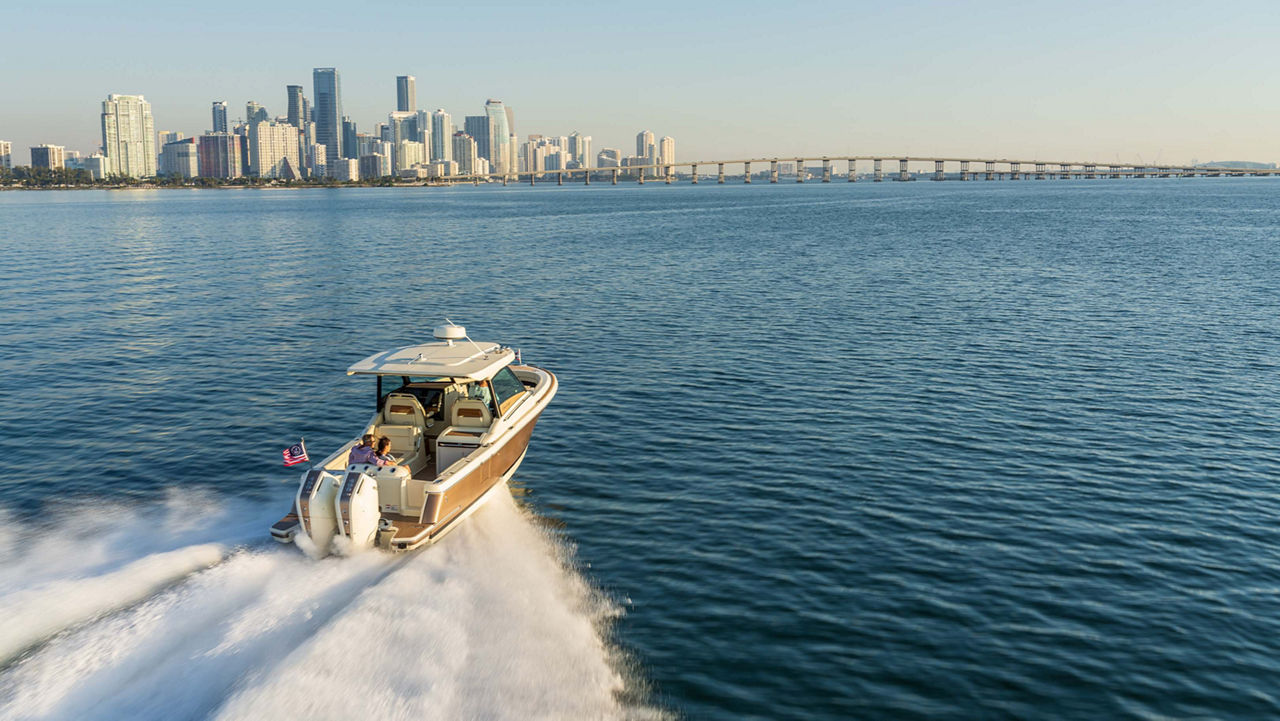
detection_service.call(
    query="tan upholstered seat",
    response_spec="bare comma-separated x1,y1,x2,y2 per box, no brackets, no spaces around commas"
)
450,398,492,428
383,393,427,427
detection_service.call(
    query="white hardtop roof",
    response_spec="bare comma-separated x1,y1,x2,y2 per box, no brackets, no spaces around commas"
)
347,340,514,381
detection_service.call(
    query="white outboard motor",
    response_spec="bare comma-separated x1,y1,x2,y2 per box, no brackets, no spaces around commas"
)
297,469,341,557
335,471,381,552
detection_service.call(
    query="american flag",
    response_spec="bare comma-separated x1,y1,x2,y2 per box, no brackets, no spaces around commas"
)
282,439,309,467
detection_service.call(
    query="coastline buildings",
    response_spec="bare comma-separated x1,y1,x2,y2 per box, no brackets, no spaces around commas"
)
249,120,301,178
286,85,306,127
452,131,478,175
483,99,515,175
197,133,242,178
463,115,492,166
0,141,11,169
159,138,199,178
396,75,416,113
567,131,591,168
101,94,156,178
659,136,675,168
246,101,269,126
313,67,343,175
30,144,65,169
212,101,228,133
84,154,107,179
596,148,620,167
431,110,452,162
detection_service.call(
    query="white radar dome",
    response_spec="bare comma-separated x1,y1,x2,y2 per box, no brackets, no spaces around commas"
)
434,323,467,342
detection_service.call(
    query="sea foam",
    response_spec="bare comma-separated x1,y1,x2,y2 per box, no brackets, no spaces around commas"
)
0,490,636,720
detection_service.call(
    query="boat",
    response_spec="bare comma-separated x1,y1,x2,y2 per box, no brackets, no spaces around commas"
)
269,323,557,554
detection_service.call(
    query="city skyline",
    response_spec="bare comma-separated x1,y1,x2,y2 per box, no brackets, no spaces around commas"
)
3,2,1280,165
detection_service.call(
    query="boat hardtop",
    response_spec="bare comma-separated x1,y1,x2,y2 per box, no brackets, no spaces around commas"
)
270,322,557,555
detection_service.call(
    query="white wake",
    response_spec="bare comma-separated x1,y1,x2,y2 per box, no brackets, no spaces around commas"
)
0,489,641,720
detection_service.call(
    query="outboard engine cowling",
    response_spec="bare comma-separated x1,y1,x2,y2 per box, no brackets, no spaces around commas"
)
297,469,341,557
335,471,381,552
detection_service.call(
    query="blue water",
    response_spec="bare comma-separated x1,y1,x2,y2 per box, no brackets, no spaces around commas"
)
2,180,1280,719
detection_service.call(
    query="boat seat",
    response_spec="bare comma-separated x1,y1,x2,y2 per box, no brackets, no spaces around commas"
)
450,398,492,428
383,393,428,427
376,424,428,472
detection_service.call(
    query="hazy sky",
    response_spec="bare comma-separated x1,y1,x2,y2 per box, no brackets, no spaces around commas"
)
4,0,1279,164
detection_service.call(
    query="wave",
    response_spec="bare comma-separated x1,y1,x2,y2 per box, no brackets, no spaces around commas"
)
0,488,647,720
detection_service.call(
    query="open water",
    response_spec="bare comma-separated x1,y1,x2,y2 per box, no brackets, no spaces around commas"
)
2,180,1280,719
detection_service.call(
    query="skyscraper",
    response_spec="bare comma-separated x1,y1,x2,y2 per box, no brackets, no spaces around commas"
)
0,140,11,169
659,136,675,168
396,75,416,113
342,117,358,159
636,131,654,161
212,101,228,133
452,132,477,175
198,133,242,178
483,99,513,175
246,101,269,126
430,110,452,162
159,139,199,178
249,120,302,178
463,115,492,165
101,94,156,178
596,148,621,167
30,144,65,170
287,85,306,127
568,132,592,168
313,67,343,174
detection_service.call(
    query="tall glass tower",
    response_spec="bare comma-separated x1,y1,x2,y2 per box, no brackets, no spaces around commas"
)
396,75,416,113
430,110,452,162
484,99,512,175
313,68,343,174
286,85,305,127
212,101,228,133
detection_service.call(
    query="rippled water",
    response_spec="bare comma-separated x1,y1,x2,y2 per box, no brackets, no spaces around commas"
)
2,181,1280,719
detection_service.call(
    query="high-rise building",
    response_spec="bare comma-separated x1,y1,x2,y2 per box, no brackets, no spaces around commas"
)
197,133,242,178
359,151,391,179
30,144,65,170
308,143,326,178
396,75,416,113
159,138,199,178
452,132,477,175
287,85,306,127
482,99,514,175
596,148,621,167
636,131,654,161
158,130,184,147
342,117,358,159
463,115,492,165
431,110,452,162
568,132,592,168
84,155,108,179
0,140,11,169
659,136,675,169
335,157,359,181
387,112,419,170
212,101,228,133
246,101,269,126
395,140,426,172
249,121,302,179
313,67,343,174
414,110,432,149
101,94,156,178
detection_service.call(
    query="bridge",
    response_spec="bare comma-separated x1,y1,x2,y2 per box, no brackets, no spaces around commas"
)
422,156,1280,186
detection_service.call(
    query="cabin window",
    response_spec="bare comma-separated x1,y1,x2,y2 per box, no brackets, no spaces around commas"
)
490,367,527,412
